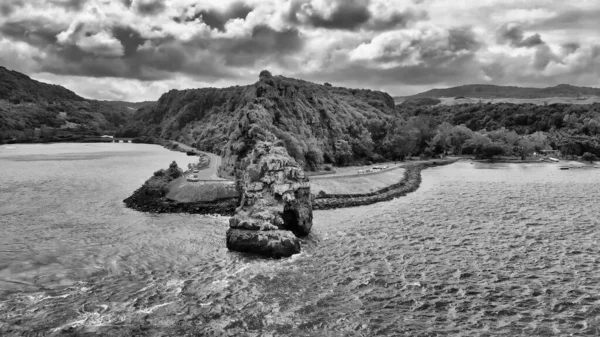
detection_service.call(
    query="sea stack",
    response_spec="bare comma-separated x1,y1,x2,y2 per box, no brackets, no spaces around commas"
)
226,141,313,258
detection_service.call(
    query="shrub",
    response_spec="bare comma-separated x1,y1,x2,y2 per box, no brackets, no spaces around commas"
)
324,82,332,87
581,152,598,162
166,161,183,179
153,169,165,177
259,70,272,80
324,164,333,171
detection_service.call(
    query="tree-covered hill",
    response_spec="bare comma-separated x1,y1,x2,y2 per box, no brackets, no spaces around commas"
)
403,84,600,99
117,71,399,171
0,66,135,142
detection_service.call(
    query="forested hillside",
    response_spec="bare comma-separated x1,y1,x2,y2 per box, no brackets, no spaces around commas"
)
119,71,600,170
117,71,399,171
0,66,134,143
386,101,600,161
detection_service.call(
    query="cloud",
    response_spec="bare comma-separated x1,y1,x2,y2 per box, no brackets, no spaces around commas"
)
1,0,600,101
50,0,88,12
496,23,544,48
133,0,166,16
288,0,371,30
185,1,254,32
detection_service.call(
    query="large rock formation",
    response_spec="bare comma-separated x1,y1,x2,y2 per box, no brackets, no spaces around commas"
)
226,141,312,258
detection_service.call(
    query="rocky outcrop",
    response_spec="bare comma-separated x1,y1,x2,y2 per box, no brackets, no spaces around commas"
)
226,141,312,258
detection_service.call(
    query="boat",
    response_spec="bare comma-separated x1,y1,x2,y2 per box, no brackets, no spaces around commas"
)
186,151,197,156
548,157,560,162
187,175,200,182
559,166,570,170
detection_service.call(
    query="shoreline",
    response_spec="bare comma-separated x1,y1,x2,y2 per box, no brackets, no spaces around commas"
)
313,159,458,210
123,158,459,215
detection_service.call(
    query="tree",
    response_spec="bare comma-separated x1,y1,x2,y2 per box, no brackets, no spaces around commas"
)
517,137,535,160
334,139,353,166
479,143,505,160
449,124,474,154
259,70,272,80
559,140,581,159
582,152,598,163
167,161,183,179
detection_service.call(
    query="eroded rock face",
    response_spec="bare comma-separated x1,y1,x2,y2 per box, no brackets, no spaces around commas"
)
226,141,313,258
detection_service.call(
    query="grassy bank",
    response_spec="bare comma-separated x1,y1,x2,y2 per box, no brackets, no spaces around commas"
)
313,159,458,210
310,167,406,195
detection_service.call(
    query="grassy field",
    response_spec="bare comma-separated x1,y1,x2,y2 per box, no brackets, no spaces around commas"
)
310,167,406,195
166,177,238,202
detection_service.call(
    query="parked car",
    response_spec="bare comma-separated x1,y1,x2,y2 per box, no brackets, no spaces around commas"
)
187,175,200,182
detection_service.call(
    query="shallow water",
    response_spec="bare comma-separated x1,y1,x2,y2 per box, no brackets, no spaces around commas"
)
1,145,600,336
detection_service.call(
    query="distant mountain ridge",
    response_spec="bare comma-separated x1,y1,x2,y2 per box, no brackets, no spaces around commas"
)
402,84,600,99
0,66,137,142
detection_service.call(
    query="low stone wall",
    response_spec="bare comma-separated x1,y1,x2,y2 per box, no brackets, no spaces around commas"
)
313,159,457,210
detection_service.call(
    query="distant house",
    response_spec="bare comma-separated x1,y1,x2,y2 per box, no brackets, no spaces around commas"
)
100,135,114,138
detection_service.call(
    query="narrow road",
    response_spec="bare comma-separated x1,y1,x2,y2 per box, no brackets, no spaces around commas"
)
171,141,227,181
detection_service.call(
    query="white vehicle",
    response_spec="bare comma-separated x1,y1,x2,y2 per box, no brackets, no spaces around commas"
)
193,169,199,173
187,174,200,182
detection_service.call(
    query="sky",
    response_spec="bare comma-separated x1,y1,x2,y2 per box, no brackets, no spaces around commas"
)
1,0,599,101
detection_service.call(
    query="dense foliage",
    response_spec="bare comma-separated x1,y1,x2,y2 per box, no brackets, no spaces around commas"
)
119,72,600,169
118,72,398,171
0,66,134,143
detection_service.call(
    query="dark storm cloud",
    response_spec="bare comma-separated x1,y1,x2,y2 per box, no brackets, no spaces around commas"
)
562,42,580,54
213,25,304,67
0,19,64,46
288,0,371,30
0,0,24,16
497,24,544,48
50,0,88,11
112,26,147,57
135,0,166,16
519,33,544,48
448,27,481,52
187,1,254,32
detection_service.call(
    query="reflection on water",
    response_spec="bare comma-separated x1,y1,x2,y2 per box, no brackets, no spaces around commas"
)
1,146,600,336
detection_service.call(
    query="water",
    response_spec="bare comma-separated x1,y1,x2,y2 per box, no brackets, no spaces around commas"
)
1,145,600,336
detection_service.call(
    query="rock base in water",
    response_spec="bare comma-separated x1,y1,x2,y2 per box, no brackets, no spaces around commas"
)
226,228,300,258
226,141,312,258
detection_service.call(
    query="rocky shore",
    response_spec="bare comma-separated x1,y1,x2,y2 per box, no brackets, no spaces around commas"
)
313,159,458,210
124,159,457,216
123,192,237,215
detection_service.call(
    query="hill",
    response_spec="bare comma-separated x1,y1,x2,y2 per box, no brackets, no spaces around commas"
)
116,71,398,172
0,66,135,143
401,84,600,100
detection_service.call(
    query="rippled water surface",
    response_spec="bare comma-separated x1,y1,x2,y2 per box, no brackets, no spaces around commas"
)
2,145,600,336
